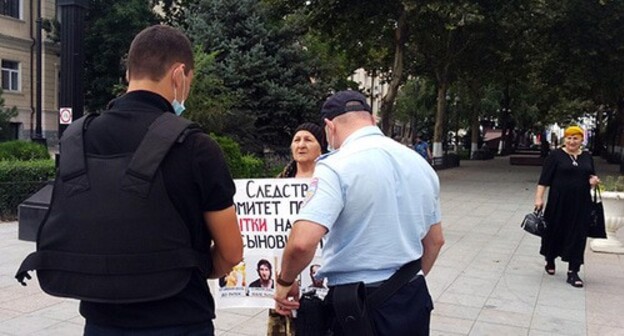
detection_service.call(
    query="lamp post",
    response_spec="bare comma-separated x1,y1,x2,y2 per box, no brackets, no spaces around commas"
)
18,0,89,242
57,0,89,139
31,0,46,147
498,107,510,155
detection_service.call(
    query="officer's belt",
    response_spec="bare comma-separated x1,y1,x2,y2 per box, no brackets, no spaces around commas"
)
365,269,424,289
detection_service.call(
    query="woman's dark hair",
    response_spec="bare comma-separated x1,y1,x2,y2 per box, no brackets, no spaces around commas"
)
257,259,272,271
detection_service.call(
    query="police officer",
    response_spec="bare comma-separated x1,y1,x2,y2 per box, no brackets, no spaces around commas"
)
274,90,445,336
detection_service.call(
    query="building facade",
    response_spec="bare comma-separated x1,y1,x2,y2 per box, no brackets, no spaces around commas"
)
348,68,388,119
1,0,59,143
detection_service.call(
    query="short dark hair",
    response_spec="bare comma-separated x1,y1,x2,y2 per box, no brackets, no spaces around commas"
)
127,25,194,81
257,259,272,271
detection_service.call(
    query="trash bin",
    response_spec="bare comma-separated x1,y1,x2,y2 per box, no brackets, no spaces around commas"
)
18,182,52,241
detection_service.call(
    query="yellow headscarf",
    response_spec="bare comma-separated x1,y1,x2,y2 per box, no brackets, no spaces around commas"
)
564,125,584,138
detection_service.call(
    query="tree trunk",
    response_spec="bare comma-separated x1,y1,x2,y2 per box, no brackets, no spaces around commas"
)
471,112,479,158
593,105,604,155
432,73,448,158
379,8,407,135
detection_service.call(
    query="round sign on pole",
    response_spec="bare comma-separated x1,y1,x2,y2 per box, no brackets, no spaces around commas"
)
59,107,73,125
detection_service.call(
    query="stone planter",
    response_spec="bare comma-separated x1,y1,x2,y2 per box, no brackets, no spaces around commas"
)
590,191,624,254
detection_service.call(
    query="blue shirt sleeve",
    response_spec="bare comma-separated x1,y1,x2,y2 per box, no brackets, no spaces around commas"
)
294,163,344,231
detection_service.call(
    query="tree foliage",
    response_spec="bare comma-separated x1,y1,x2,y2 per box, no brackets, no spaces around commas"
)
394,77,436,141
186,0,328,154
184,47,238,135
83,0,159,112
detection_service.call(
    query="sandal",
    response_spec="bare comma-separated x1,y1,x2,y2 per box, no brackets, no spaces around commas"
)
545,260,555,275
566,272,584,288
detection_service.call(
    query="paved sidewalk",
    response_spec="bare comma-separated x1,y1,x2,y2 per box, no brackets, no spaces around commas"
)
1,156,623,335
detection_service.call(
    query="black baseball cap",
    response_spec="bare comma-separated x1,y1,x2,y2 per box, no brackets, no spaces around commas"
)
321,90,372,121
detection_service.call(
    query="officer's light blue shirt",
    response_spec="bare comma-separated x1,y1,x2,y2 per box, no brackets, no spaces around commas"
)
295,126,441,286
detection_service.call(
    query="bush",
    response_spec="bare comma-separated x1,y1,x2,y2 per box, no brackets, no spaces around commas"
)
601,175,624,192
210,134,264,178
0,160,55,220
457,149,471,161
0,140,50,161
472,147,494,160
240,154,264,178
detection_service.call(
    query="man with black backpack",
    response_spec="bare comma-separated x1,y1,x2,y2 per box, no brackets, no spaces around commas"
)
16,25,243,335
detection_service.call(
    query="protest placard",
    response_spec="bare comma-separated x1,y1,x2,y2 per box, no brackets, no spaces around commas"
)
215,178,325,309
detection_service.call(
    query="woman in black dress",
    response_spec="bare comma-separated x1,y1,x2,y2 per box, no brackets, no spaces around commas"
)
534,126,600,288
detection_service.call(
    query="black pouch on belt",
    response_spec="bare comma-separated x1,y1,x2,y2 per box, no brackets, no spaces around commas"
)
332,282,376,336
330,259,422,336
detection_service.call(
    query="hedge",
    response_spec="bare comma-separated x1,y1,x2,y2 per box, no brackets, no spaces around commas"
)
0,140,50,161
210,134,264,178
0,135,267,219
0,160,55,220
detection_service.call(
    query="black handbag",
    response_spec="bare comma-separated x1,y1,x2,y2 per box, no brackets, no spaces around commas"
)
588,187,607,238
521,209,547,237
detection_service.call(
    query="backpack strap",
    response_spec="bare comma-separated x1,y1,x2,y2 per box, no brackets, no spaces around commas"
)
58,114,99,196
16,248,208,285
121,113,197,198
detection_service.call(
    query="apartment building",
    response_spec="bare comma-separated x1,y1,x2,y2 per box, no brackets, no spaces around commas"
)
1,0,59,142
348,68,388,118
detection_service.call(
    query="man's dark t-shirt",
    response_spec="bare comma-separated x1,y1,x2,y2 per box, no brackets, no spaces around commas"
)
79,91,235,328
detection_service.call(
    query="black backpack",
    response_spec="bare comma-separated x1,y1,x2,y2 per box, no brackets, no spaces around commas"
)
15,112,211,303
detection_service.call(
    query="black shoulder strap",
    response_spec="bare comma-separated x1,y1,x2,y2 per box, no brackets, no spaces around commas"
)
367,259,421,307
121,113,196,198
58,114,99,195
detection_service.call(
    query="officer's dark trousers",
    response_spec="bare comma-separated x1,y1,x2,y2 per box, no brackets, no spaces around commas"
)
327,276,433,336
83,321,214,336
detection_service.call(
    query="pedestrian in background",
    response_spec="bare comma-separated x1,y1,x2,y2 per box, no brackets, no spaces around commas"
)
534,125,600,288
414,133,433,163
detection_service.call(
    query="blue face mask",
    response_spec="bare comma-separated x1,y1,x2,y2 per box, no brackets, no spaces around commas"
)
172,99,185,116
172,71,187,116
325,126,335,152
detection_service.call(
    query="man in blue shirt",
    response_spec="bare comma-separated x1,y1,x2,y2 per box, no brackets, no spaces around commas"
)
274,90,445,335
414,133,433,163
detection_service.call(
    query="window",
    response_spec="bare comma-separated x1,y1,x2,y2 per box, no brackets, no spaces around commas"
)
1,60,20,92
0,0,20,19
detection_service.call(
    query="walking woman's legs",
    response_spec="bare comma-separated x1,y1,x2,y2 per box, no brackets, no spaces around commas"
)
567,261,583,288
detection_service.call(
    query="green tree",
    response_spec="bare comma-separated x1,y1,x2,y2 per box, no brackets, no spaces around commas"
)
394,77,437,143
528,0,624,153
278,0,417,134
186,0,327,154
0,88,18,142
184,47,240,135
83,0,159,112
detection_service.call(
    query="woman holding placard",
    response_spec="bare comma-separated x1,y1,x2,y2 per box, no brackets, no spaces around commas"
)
270,122,326,335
